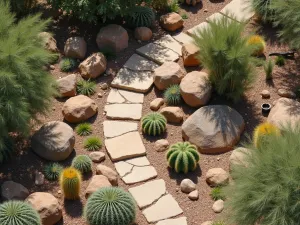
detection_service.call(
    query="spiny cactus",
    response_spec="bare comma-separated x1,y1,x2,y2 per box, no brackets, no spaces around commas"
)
141,112,167,136
126,6,155,28
44,163,63,181
60,167,82,200
84,187,136,225
71,155,92,173
164,84,182,106
253,122,280,148
247,35,266,56
166,142,200,173
0,201,41,225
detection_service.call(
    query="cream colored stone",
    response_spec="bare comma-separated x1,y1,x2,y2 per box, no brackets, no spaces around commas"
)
160,107,184,123
206,168,229,187
96,165,118,186
154,35,183,56
156,217,188,225
103,121,137,138
123,54,159,71
89,152,105,163
105,104,142,120
150,98,165,111
122,166,157,184
212,200,224,213
155,139,169,152
160,13,184,32
79,53,107,79
220,0,254,22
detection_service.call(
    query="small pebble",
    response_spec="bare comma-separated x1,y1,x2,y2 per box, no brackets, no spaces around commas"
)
217,157,220,161
101,83,109,90
50,65,55,70
98,93,103,98
58,190,62,195
204,9,208,12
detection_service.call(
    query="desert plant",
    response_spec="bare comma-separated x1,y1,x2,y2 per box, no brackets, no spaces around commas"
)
60,57,77,72
141,112,167,136
72,155,92,173
275,55,285,66
44,163,63,181
169,0,180,12
0,201,41,225
210,187,226,201
182,13,188,19
264,59,274,80
60,167,82,200
84,136,102,151
193,16,255,102
76,80,96,96
152,0,170,10
84,187,136,225
249,0,275,21
166,142,200,173
126,6,155,28
75,123,93,136
164,84,182,106
4,0,37,14
253,122,280,148
247,35,266,56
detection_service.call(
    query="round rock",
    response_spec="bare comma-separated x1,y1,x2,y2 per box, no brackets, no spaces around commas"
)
150,98,165,111
212,199,224,213
64,36,87,59
154,139,169,152
229,147,251,169
89,152,105,163
180,179,196,193
188,190,199,200
260,90,270,98
206,168,229,187
1,181,29,201
160,107,184,123
96,165,118,186
79,53,107,79
277,89,296,98
160,12,184,31
56,74,77,97
134,27,153,41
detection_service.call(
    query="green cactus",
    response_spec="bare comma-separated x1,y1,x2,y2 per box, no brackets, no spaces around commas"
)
141,112,167,136
166,142,200,173
71,155,92,173
59,167,82,200
0,201,41,225
126,6,155,28
84,187,136,225
164,84,182,106
44,163,63,181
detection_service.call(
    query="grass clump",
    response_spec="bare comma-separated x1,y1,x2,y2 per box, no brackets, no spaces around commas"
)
77,79,96,96
44,163,63,181
75,123,92,136
275,55,285,67
84,136,102,151
164,84,181,106
250,0,275,22
181,13,188,19
264,59,274,80
210,187,226,201
59,57,77,72
169,0,180,12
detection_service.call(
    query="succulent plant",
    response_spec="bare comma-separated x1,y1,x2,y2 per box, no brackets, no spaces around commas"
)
75,123,92,136
76,79,96,96
59,167,82,200
247,35,266,56
71,155,92,173
253,122,280,148
59,57,77,72
0,201,41,225
126,6,155,28
44,163,63,181
166,142,200,173
210,187,226,201
275,55,285,67
141,112,167,136
84,187,136,225
84,136,102,151
264,59,274,80
164,84,182,106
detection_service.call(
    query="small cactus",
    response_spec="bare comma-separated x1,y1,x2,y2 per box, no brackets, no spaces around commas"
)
71,155,92,173
126,6,155,28
141,112,167,136
253,122,280,148
166,142,200,173
164,84,181,106
59,167,82,200
247,35,266,56
44,163,63,181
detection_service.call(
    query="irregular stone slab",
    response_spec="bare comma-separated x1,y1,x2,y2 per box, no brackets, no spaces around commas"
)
220,0,254,22
187,22,209,36
122,166,157,184
172,32,194,45
136,43,179,65
126,156,150,166
156,217,188,225
111,68,153,93
105,132,146,161
123,54,159,71
206,12,226,23
154,35,183,56
1,181,29,201
129,179,166,208
105,104,143,120
107,89,125,104
114,161,134,177
143,194,183,223
103,121,137,138
119,90,144,103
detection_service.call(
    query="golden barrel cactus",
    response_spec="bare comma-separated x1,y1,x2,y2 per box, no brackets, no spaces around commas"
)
247,35,266,56
253,122,280,148
59,167,82,200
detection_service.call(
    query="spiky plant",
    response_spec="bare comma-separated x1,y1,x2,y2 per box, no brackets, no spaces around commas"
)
264,59,274,80
247,35,266,56
60,167,82,200
166,142,200,173
141,112,167,136
253,122,280,148
71,155,92,174
76,79,96,96
275,55,285,67
249,0,275,22
210,187,226,201
84,136,102,151
84,187,136,225
59,57,77,72
168,0,180,12
126,6,155,28
0,201,41,225
164,85,182,106
44,163,63,181
75,123,92,136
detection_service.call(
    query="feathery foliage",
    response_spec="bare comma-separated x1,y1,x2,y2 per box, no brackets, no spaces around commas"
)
247,35,266,56
264,59,274,80
166,142,200,173
0,201,41,225
75,123,92,136
84,136,102,151
210,187,226,201
0,2,57,163
193,16,255,102
44,163,63,181
253,122,280,148
275,55,285,66
76,79,96,96
85,187,136,225
60,167,82,200
72,155,92,173
126,6,155,28
164,84,182,106
59,57,77,72
141,112,167,136
249,0,274,21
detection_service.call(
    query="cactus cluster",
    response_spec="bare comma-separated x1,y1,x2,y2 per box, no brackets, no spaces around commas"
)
247,35,266,56
253,122,280,148
166,142,200,173
84,187,136,225
44,163,63,181
71,155,92,173
59,167,82,200
164,84,182,106
141,112,167,136
126,6,155,28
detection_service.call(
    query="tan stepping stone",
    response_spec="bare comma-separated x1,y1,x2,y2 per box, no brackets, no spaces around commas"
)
105,132,146,161
129,179,166,209
122,165,157,184
220,0,254,22
114,161,134,177
172,32,194,45
103,121,138,138
105,104,142,120
123,54,159,71
107,89,125,104
142,194,183,223
154,35,182,56
206,12,227,23
125,156,150,166
156,217,188,225
107,89,144,104
187,22,209,36
111,68,153,93
136,43,179,65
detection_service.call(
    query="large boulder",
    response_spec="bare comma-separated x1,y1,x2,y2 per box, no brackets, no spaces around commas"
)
153,62,185,90
85,175,112,198
64,36,87,59
62,95,98,123
160,107,184,123
182,105,245,154
79,53,107,79
160,13,184,31
267,98,300,128
182,43,200,67
26,192,62,225
180,71,212,107
134,27,153,41
96,24,129,53
1,181,29,200
31,121,75,161
56,74,77,97
38,32,59,53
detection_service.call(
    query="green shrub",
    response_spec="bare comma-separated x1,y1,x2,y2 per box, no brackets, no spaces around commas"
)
164,84,181,106
193,16,255,102
44,163,63,181
126,6,155,28
75,123,92,136
60,167,81,200
275,55,285,66
72,155,92,173
76,80,96,96
152,0,170,10
84,187,136,225
166,142,200,173
226,125,300,225
0,2,57,164
264,59,274,80
0,201,41,225
169,0,180,12
60,57,77,72
84,137,102,151
250,0,275,21
4,0,36,15
210,187,226,201
141,112,167,136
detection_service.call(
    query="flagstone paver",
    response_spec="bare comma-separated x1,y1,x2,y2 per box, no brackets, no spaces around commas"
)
154,35,183,56
122,165,157,184
156,217,188,225
107,88,144,104
103,121,138,138
172,32,194,45
123,54,159,71
104,103,142,120
187,22,209,36
220,0,254,22
126,156,151,166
